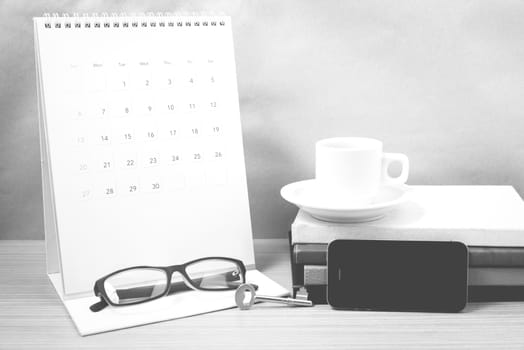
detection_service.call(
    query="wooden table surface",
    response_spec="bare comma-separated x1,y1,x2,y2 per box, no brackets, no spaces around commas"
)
1,239,524,349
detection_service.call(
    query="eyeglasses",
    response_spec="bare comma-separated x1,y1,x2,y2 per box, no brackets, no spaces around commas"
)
90,257,247,312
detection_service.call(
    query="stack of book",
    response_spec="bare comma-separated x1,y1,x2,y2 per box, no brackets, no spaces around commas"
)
289,186,524,303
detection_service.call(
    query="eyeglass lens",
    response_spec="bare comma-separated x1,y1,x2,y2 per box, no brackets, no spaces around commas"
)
185,258,244,289
104,268,168,305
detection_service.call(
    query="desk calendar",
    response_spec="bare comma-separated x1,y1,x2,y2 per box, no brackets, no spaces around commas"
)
34,14,287,334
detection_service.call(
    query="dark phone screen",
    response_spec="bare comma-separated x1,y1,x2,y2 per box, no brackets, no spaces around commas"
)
327,240,468,312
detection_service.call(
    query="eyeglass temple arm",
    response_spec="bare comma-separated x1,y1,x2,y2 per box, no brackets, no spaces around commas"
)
90,298,108,312
89,284,108,312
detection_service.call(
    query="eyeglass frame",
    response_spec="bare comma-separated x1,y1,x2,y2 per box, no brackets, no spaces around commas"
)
90,256,247,312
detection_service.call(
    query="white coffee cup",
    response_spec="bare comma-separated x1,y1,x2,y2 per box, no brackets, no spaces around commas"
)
315,137,409,203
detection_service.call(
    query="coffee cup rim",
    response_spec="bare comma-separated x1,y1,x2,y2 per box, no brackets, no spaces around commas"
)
316,137,382,151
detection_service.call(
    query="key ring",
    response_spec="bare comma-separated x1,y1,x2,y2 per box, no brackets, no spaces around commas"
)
235,283,257,310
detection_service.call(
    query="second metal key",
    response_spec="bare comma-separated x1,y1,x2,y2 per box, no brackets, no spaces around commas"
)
235,283,313,310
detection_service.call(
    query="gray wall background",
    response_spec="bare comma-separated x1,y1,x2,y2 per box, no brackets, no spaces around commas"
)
1,0,523,239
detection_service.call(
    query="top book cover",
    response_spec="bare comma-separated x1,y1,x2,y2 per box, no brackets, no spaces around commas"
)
291,186,524,246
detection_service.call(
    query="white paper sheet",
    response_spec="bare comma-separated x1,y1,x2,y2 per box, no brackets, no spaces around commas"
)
50,269,289,336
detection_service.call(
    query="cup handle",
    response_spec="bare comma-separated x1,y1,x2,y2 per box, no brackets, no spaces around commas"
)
381,153,409,185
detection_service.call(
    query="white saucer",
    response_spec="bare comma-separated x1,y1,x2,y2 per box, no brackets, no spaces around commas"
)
280,180,409,223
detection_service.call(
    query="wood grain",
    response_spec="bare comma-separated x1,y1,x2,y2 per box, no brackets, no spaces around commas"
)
1,240,524,349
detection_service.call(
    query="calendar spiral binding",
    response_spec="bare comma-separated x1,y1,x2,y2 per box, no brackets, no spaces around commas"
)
41,12,227,29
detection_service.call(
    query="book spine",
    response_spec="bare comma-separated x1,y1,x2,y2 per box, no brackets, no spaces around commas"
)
303,265,326,285
303,265,327,286
291,209,524,246
300,285,327,304
292,224,524,246
469,247,524,267
296,285,524,304
301,265,524,286
292,263,304,286
293,244,327,264
288,231,302,289
293,244,524,267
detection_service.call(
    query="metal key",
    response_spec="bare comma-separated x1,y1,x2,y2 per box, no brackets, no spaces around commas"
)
235,283,313,310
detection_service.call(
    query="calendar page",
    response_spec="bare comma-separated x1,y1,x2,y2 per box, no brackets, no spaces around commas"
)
34,15,255,296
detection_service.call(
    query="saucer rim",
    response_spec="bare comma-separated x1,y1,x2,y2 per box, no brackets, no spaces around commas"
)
280,179,409,212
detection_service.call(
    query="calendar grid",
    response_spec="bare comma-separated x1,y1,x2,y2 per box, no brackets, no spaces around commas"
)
64,56,230,201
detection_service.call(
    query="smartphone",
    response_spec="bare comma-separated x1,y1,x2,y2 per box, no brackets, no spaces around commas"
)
327,239,468,312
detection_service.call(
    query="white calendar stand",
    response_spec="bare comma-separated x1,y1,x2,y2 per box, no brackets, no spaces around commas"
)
34,14,288,335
